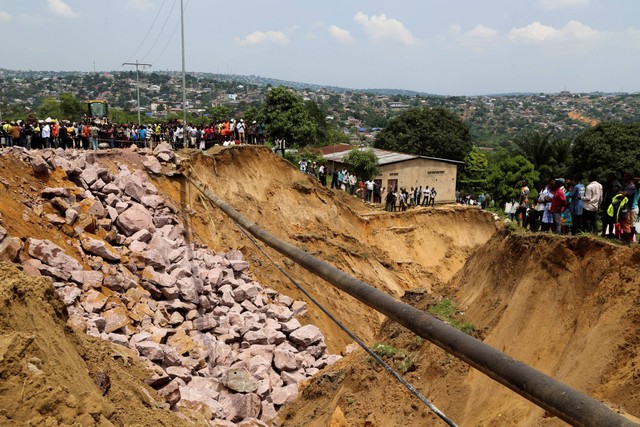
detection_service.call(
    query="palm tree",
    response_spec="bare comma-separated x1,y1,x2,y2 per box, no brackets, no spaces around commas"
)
514,131,571,179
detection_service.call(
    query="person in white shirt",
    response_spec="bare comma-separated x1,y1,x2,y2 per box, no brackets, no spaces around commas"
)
365,179,374,202
583,173,603,233
348,173,357,195
41,123,51,148
422,186,430,206
236,119,246,144
174,126,184,148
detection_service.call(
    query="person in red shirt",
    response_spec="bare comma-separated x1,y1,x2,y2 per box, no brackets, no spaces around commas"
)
549,178,567,234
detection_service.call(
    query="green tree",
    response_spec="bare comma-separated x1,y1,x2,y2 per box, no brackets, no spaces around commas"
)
263,86,317,147
38,97,62,119
486,154,539,206
304,100,327,145
458,147,489,191
343,149,380,181
326,126,349,145
207,106,232,122
514,131,571,179
242,105,263,124
59,92,85,120
362,108,389,128
571,122,640,179
374,107,472,161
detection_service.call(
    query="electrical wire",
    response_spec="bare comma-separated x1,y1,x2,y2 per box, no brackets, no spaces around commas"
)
199,194,459,427
149,0,190,66
125,0,168,64
141,0,178,63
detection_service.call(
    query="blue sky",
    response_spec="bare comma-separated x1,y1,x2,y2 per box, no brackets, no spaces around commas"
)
1,0,638,95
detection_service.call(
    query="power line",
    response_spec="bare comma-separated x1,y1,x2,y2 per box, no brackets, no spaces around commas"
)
150,0,190,66
125,0,168,64
143,0,179,63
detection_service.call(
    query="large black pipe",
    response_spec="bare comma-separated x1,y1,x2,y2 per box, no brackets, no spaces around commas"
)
184,172,638,427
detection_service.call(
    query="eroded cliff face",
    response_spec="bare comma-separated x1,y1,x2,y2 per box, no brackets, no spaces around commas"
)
279,231,640,427
0,144,540,427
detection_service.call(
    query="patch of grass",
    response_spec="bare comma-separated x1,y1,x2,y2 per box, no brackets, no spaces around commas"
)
371,343,419,373
395,352,419,373
371,343,398,358
428,298,476,334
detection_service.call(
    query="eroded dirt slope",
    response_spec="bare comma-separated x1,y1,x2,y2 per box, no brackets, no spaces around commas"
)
278,231,640,426
10,145,634,426
0,145,500,426
0,262,195,427
166,147,500,351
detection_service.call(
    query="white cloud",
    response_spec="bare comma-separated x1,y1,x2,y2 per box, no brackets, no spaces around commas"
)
235,31,290,46
0,10,11,22
328,25,355,44
509,20,599,43
305,21,325,40
47,0,77,18
538,0,590,10
447,24,462,37
466,25,499,39
353,12,416,45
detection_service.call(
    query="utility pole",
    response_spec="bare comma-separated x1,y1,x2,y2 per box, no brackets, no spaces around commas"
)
122,60,152,127
180,0,187,131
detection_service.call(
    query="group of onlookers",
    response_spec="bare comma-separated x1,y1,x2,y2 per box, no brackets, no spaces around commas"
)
0,118,268,151
512,173,639,245
297,161,439,212
383,186,437,212
1,119,110,150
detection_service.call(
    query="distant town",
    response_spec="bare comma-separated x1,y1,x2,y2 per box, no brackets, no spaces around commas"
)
1,68,639,149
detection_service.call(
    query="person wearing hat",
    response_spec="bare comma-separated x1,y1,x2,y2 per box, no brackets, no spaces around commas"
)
237,119,246,144
549,178,567,234
248,120,257,144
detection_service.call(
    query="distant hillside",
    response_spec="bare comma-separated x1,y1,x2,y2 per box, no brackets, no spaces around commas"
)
2,68,640,149
0,68,432,97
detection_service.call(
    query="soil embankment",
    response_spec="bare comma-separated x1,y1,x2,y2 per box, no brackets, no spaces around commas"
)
279,231,640,426
1,144,637,426
170,147,500,352
0,145,499,426
0,262,193,426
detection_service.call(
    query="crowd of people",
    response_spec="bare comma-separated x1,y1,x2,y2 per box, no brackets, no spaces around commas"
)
0,118,268,151
510,174,639,245
297,160,438,212
383,185,437,211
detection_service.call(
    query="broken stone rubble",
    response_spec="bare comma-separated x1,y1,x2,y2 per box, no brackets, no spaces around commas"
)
0,145,342,426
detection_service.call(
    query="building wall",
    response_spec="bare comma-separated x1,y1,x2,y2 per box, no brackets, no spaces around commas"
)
376,158,458,203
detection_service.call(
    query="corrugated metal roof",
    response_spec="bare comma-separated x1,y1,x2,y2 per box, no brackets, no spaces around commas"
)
321,147,464,165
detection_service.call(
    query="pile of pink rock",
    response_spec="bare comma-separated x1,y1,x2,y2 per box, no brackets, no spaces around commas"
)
1,145,341,426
